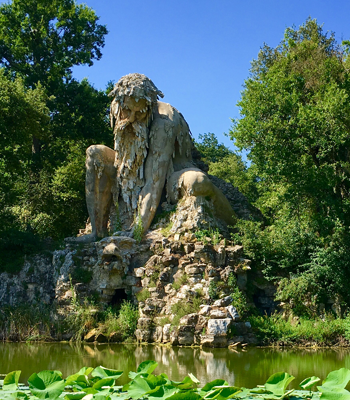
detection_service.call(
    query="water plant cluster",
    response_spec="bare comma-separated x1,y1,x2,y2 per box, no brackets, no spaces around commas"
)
1,360,350,399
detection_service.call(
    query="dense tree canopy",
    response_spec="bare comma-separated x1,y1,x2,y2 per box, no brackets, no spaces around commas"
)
0,0,107,90
0,0,111,248
195,133,258,202
230,18,350,312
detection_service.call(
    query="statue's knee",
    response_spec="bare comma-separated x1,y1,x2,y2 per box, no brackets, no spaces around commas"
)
183,170,213,196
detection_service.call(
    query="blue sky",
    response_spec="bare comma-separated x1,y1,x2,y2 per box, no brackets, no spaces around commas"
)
69,1,350,150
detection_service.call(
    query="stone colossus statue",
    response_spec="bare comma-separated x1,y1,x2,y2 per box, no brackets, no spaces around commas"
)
81,73,235,241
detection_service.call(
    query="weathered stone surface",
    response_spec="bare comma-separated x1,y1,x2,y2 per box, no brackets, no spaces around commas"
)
213,296,232,307
137,318,153,329
200,334,228,348
209,309,227,319
135,329,151,342
185,264,200,275
135,267,145,277
151,326,163,343
207,319,232,336
179,314,198,326
162,324,172,342
226,305,240,321
84,329,98,342
199,305,211,316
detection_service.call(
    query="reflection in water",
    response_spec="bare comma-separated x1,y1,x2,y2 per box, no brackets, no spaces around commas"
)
1,343,350,388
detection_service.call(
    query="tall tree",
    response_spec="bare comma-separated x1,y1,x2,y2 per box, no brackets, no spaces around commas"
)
0,0,111,240
0,0,107,90
230,18,350,310
231,18,350,232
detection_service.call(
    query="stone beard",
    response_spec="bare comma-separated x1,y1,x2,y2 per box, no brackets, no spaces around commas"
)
112,103,152,212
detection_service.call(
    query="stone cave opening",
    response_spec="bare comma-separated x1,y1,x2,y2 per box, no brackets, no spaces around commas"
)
110,288,128,306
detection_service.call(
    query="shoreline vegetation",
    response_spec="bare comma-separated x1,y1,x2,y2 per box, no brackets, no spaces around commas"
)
2,302,350,348
0,360,350,400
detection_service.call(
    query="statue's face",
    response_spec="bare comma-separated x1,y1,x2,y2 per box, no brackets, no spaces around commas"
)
120,96,149,124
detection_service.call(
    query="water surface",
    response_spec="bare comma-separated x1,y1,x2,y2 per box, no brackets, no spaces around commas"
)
1,343,350,389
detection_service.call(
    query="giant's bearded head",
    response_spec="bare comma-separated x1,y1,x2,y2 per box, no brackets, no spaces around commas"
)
108,73,164,210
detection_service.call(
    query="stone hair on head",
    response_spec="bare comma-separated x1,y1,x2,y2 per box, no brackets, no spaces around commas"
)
108,73,164,107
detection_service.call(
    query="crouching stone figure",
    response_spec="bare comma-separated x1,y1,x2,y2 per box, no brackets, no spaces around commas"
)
79,73,235,242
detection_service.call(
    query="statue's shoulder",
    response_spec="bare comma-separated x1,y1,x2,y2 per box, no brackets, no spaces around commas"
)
155,101,190,131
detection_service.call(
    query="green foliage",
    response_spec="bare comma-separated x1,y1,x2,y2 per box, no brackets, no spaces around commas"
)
229,18,350,309
195,227,221,245
0,0,110,243
116,301,139,340
172,273,188,290
0,0,107,88
195,133,258,202
195,133,232,163
249,313,347,346
133,212,144,243
0,303,53,342
5,362,350,399
208,281,218,300
227,273,248,317
171,297,202,327
136,289,151,302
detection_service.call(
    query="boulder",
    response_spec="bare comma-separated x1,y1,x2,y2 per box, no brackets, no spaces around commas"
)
178,325,195,345
209,309,227,319
213,296,232,307
135,329,151,342
200,334,228,348
207,318,232,336
179,313,198,326
226,305,240,321
199,305,211,316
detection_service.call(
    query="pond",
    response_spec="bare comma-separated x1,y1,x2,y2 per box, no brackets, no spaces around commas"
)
1,342,350,389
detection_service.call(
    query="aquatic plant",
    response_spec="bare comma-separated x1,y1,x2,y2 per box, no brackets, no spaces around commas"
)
2,361,350,399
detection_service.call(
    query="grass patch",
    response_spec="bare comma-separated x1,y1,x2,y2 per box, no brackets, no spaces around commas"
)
136,289,151,302
171,297,202,327
249,313,350,346
172,273,188,290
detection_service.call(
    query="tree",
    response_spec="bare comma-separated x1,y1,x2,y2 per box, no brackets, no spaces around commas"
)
0,0,107,90
230,18,350,310
0,0,111,240
195,133,258,202
231,18,350,233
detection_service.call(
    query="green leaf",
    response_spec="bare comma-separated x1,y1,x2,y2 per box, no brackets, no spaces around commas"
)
322,369,350,389
64,393,87,400
3,371,21,391
166,392,202,400
28,370,65,400
171,376,199,390
128,361,158,379
264,372,295,396
92,378,115,390
203,386,242,399
300,376,321,390
125,375,153,399
92,367,123,381
188,374,200,384
0,391,29,400
200,380,227,395
77,367,94,376
319,388,350,400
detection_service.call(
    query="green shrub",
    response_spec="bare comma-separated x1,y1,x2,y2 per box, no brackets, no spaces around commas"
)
249,313,347,346
136,289,151,302
227,273,248,317
171,297,202,327
172,273,188,290
117,300,139,339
